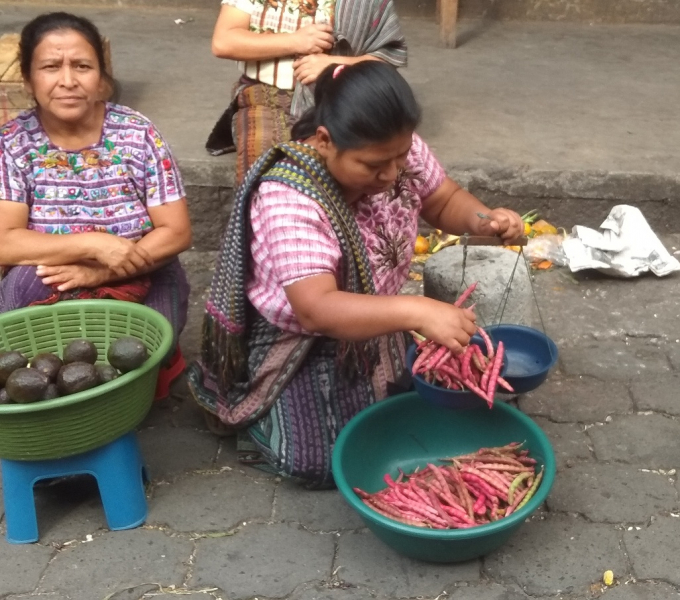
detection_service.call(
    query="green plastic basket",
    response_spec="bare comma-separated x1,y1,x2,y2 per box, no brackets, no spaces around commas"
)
0,300,173,461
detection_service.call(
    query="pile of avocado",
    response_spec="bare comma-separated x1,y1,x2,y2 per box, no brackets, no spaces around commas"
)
0,337,149,405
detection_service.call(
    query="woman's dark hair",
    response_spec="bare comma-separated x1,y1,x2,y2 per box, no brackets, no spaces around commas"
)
20,12,109,81
291,61,421,150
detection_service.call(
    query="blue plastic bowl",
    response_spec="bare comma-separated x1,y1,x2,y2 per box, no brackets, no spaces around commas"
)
484,324,558,394
406,340,507,410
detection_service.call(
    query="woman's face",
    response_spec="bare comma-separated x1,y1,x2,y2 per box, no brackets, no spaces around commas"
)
25,30,104,124
318,129,414,200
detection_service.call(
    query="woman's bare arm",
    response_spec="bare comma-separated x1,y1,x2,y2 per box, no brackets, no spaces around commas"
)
212,5,334,61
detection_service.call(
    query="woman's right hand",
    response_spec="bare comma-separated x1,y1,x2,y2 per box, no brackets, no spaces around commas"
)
415,298,478,355
89,234,154,278
291,23,334,56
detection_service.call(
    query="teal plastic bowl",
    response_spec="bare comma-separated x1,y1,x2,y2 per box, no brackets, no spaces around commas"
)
332,392,556,563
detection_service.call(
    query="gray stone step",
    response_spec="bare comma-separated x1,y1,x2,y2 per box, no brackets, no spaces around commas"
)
10,0,680,23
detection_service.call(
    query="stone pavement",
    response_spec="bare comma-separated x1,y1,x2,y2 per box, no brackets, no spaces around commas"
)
2,237,680,599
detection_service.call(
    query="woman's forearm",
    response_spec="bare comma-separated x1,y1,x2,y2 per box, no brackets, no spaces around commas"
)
0,229,98,267
294,291,425,341
213,29,299,61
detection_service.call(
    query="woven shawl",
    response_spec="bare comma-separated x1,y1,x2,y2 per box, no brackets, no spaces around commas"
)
290,0,408,118
201,141,379,391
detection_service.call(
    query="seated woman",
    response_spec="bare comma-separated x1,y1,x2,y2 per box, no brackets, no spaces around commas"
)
0,12,192,393
188,62,524,488
206,0,407,185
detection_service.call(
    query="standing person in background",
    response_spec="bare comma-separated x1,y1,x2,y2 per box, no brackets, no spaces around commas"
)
205,0,407,185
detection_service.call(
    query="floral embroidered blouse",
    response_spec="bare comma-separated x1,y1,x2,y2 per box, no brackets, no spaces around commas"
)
247,133,446,333
0,103,185,241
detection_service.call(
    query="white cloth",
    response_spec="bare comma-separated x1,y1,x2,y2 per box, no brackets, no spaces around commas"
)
561,205,680,277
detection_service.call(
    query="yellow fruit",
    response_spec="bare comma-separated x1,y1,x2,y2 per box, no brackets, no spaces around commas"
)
531,220,558,236
524,222,532,236
603,570,614,586
414,235,430,255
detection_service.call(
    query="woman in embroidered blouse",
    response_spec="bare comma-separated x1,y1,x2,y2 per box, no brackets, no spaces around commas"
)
206,0,407,184
0,13,192,384
188,62,524,487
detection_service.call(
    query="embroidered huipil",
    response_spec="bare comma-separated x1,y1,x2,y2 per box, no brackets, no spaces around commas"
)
222,0,335,90
247,133,446,333
0,104,185,241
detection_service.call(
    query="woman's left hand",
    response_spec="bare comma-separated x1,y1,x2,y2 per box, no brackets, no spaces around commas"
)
36,263,112,291
475,208,524,242
293,54,336,85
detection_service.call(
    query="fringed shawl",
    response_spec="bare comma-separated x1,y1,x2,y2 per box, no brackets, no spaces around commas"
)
200,141,379,394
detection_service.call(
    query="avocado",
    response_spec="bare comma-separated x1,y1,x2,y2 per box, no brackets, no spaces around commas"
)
0,388,11,405
57,362,99,396
63,339,98,365
0,350,29,386
5,368,50,403
107,337,148,373
30,353,63,382
42,383,60,400
95,364,119,385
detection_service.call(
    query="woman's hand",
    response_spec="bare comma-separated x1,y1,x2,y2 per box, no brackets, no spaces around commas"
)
416,299,478,355
89,234,154,277
293,53,337,85
291,23,334,56
474,208,524,242
36,263,113,291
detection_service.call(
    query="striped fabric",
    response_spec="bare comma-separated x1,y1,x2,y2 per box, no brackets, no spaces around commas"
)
246,133,446,333
290,0,408,116
0,104,185,241
223,0,335,91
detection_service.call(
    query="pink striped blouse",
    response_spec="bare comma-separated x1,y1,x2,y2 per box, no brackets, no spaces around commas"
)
246,133,446,333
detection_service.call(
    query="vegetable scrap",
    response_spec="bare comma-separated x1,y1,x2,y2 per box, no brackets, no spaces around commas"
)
411,282,514,407
354,443,544,529
412,210,563,271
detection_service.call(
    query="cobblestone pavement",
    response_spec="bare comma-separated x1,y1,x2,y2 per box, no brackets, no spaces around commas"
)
2,238,680,600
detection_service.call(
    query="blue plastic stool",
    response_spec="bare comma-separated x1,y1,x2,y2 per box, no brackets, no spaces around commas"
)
0,431,148,544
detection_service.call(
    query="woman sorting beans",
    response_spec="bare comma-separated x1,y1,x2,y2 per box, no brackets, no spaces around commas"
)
188,61,524,487
0,13,192,395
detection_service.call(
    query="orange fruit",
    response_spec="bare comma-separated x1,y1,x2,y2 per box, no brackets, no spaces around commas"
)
414,235,430,255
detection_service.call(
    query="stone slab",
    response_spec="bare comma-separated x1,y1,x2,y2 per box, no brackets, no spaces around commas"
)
423,246,535,327
140,375,209,431
138,426,219,482
624,516,680,585
148,471,274,532
184,186,232,253
533,418,593,467
213,436,279,481
559,340,672,381
0,540,54,596
519,374,633,423
32,476,113,545
484,515,628,596
190,522,335,598
596,582,680,599
448,585,533,600
335,530,480,598
274,483,364,532
38,529,192,600
631,374,680,416
530,268,680,348
587,414,680,468
547,463,678,523
290,585,390,600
